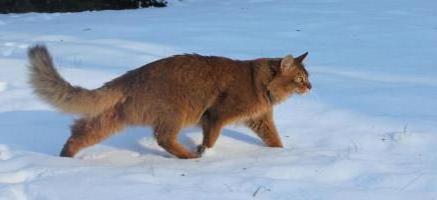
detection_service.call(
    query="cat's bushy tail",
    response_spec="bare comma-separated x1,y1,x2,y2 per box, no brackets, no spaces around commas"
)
28,45,124,116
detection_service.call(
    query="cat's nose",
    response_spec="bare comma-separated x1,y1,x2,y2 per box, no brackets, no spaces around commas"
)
306,82,312,90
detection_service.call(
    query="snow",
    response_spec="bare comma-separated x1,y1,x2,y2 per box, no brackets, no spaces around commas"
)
1,0,436,199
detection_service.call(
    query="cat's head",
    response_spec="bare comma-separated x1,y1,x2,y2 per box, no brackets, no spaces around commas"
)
267,52,311,103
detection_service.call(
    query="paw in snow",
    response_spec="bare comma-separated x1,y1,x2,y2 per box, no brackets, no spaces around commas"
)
196,145,206,156
195,145,213,157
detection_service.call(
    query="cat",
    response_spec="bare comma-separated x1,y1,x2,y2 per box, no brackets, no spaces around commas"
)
28,45,311,159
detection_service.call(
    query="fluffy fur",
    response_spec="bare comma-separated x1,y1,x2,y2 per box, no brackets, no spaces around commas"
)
28,45,311,159
28,46,124,117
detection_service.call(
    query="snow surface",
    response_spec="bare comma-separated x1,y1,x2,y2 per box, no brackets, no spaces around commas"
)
1,0,437,199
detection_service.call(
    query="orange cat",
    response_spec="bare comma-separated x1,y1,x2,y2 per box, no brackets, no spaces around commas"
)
28,45,311,159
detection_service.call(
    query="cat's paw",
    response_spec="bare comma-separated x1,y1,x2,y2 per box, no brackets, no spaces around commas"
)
196,145,207,157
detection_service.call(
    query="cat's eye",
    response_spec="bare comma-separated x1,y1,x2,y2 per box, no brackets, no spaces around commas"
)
295,77,303,83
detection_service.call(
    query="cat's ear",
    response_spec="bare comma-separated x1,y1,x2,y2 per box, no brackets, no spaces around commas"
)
295,52,308,63
280,55,296,72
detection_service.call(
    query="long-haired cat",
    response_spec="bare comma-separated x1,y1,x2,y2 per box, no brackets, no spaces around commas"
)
28,45,311,159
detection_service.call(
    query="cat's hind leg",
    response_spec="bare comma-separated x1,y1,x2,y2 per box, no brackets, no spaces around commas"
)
60,108,125,157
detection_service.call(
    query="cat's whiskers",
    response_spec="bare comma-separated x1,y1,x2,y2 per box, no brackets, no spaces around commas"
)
307,89,321,102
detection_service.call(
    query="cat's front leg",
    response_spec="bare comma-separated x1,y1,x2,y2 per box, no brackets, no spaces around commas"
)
244,110,283,148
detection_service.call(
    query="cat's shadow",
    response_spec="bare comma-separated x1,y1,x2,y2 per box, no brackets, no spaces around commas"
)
0,110,262,157
104,126,263,157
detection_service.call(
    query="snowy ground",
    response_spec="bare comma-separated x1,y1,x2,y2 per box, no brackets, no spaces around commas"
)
1,0,437,199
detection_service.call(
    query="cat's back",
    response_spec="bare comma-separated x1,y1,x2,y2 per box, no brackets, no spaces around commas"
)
151,54,248,77
115,54,250,87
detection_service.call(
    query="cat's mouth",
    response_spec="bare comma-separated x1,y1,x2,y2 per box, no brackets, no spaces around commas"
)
296,82,312,95
296,87,311,95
